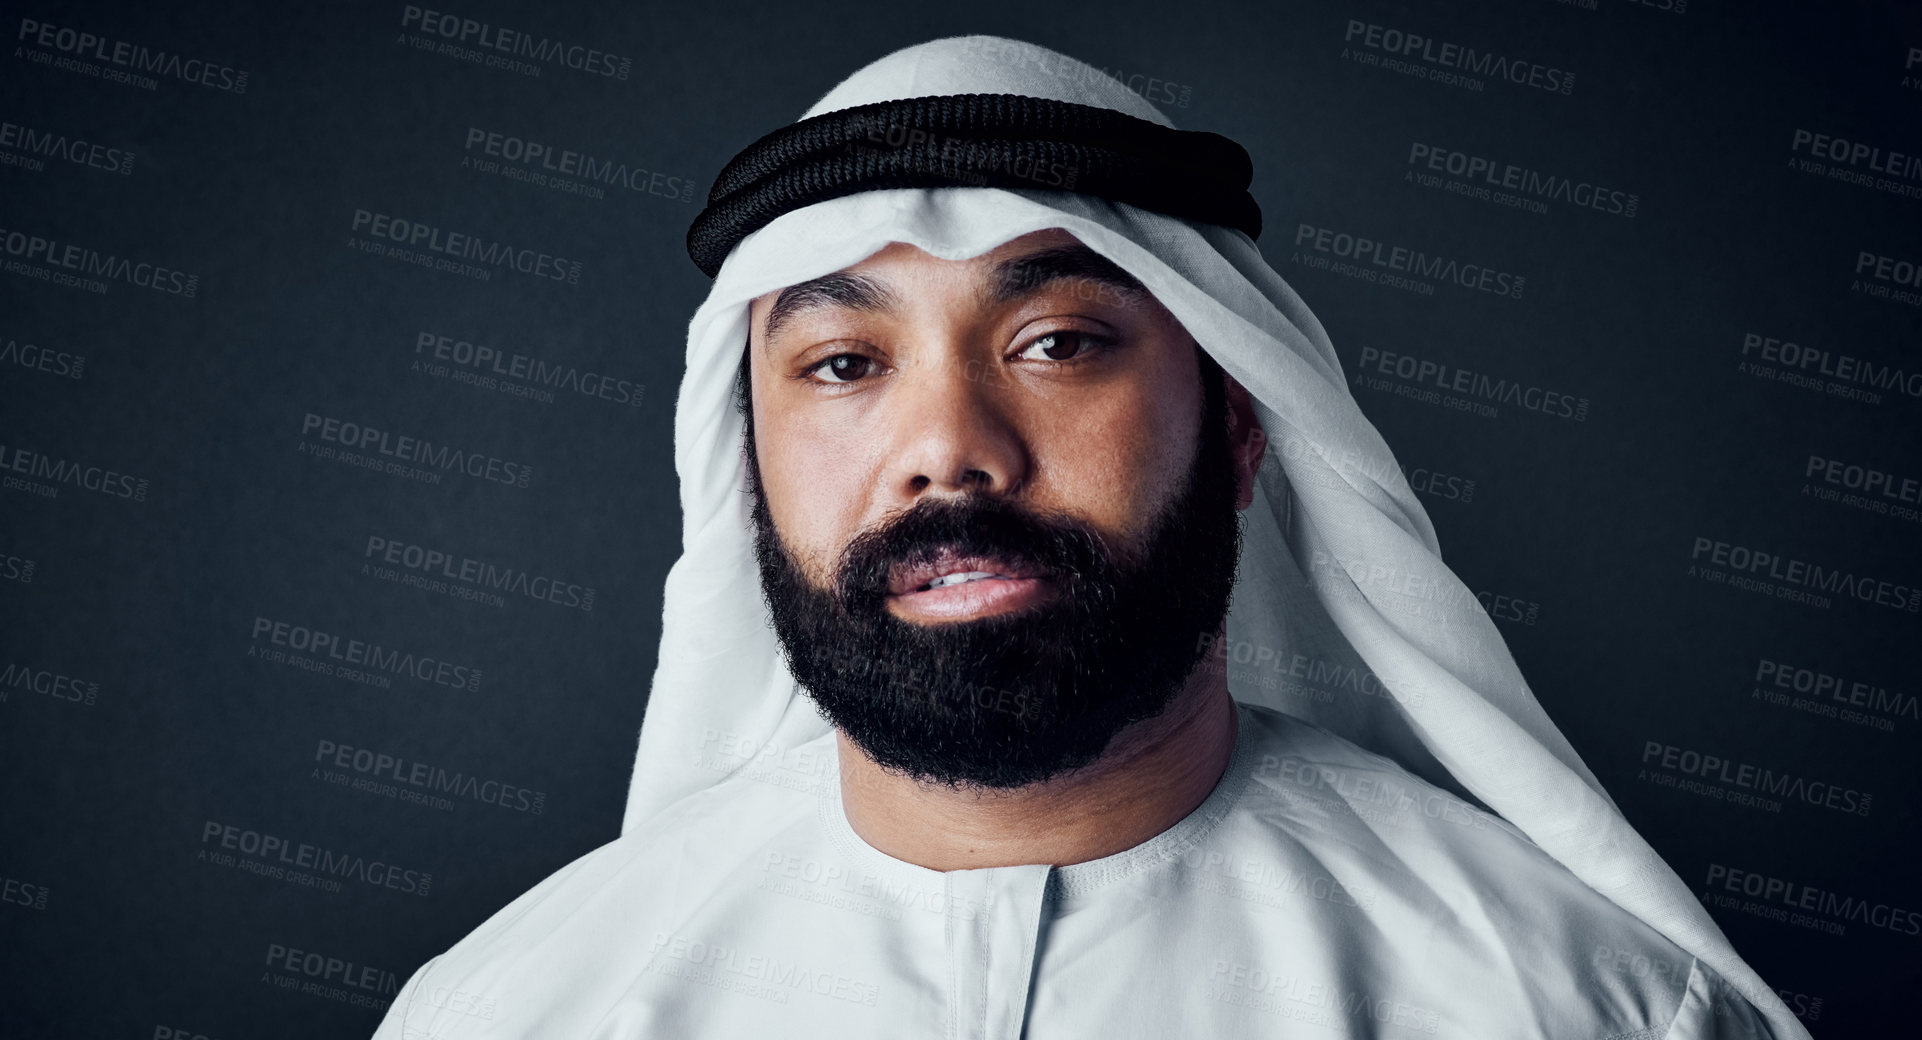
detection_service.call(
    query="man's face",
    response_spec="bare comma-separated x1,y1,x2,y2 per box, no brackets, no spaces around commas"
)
744,228,1250,788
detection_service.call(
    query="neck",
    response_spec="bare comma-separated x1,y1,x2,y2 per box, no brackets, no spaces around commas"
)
836,657,1240,871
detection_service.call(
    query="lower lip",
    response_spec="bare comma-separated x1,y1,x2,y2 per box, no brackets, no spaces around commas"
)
888,576,1051,621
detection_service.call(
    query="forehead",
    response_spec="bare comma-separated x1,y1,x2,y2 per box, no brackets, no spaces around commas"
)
751,228,1153,342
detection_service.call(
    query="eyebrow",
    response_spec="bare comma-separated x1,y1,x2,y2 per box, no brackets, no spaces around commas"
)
760,244,1150,345
985,244,1149,308
762,271,900,344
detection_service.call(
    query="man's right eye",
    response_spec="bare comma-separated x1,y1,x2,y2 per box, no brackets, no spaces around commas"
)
808,353,879,384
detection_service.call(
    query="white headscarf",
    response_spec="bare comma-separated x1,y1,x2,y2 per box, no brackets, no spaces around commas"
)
625,34,1808,1038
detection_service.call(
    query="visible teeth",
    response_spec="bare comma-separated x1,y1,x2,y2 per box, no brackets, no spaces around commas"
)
924,570,1002,589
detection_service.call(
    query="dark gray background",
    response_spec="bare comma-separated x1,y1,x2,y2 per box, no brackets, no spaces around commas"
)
3,0,1917,1036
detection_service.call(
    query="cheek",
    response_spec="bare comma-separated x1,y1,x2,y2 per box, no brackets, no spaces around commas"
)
1028,378,1200,539
756,413,878,579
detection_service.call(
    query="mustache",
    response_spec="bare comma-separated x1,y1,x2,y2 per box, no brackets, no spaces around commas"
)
831,495,1118,612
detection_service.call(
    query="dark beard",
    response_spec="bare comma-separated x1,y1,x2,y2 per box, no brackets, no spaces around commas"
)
747,365,1242,789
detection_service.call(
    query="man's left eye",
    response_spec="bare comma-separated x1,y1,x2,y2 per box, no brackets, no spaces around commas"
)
808,353,879,383
1015,331,1106,362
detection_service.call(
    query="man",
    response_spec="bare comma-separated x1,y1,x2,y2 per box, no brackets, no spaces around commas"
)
372,35,1806,1039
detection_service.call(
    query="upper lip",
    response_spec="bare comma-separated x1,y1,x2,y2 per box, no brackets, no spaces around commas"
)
887,549,1043,595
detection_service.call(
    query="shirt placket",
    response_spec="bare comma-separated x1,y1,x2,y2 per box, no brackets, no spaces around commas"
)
944,864,1051,1040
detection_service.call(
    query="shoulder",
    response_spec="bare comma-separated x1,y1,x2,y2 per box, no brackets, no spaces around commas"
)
1235,702,1512,839
1220,704,1746,1037
372,764,823,1036
1664,956,1793,1039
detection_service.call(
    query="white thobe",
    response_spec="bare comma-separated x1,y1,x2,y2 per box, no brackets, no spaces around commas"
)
371,703,1783,1038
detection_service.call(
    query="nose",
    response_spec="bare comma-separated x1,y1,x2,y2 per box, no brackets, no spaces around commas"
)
882,355,1029,503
